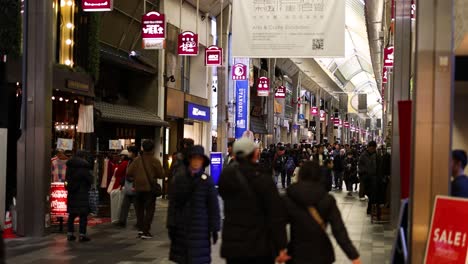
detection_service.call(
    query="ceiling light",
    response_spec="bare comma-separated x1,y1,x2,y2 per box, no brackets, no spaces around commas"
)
65,99,69,102
74,100,78,104
52,96,55,100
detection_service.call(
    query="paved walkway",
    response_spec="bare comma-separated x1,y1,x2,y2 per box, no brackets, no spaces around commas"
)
6,191,394,264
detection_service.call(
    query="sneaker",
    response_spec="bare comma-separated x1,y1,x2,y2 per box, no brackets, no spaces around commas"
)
137,231,144,238
79,236,91,242
67,235,76,241
141,232,153,239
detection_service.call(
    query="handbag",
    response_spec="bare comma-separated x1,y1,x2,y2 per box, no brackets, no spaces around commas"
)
141,157,163,197
124,179,136,196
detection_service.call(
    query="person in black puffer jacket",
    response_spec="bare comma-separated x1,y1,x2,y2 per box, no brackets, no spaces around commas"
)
284,161,361,264
167,145,221,264
219,138,289,264
66,150,93,242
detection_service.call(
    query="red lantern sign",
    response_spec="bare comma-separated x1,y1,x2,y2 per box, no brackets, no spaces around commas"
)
384,46,394,68
82,0,113,12
232,63,247,80
310,106,319,116
142,11,165,49
275,86,286,99
257,77,270,97
178,31,199,56
50,182,68,217
205,45,223,66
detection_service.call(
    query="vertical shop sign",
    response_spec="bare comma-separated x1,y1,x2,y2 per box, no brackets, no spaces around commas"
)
50,183,68,217
82,0,113,12
235,80,249,138
232,63,247,80
411,0,416,20
344,122,350,128
205,46,223,66
257,77,270,96
178,31,199,56
384,46,394,68
425,196,468,264
275,86,286,99
319,110,326,122
310,106,319,116
382,67,388,84
141,11,165,49
210,152,223,185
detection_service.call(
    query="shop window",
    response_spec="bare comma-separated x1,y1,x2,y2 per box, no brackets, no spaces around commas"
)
181,56,191,93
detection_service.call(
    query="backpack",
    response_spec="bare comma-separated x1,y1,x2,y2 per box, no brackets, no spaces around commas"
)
285,157,296,174
274,155,285,171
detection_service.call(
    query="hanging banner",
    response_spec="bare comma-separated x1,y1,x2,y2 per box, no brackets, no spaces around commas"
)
210,152,223,185
319,110,326,122
50,182,68,217
257,77,270,96
142,11,165,49
411,0,416,20
232,0,345,58
205,46,223,66
344,121,350,128
358,94,367,113
310,106,319,116
425,196,468,264
384,46,395,68
178,31,199,56
235,80,249,139
232,63,247,80
382,67,388,84
82,0,113,12
275,86,286,99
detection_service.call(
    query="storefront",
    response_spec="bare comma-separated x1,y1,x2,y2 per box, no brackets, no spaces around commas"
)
184,102,210,145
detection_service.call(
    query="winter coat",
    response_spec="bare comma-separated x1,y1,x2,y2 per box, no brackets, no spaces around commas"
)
218,161,288,259
127,153,164,192
284,182,359,264
359,151,385,204
112,160,129,190
66,157,93,215
167,167,221,264
452,175,468,198
344,157,358,183
333,154,345,173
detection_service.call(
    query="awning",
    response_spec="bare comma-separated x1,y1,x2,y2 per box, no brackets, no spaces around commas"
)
100,44,157,75
95,101,169,127
250,116,268,134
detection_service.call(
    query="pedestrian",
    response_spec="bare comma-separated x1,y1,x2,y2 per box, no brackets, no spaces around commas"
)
321,159,334,192
273,145,287,186
109,150,130,224
167,145,221,264
292,159,305,184
358,141,384,217
451,150,468,198
117,146,139,227
66,150,93,242
224,141,235,167
284,161,361,264
344,151,358,196
284,152,296,188
127,140,164,239
218,137,289,264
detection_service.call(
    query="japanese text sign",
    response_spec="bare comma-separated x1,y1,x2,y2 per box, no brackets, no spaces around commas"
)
50,182,68,217
425,196,468,264
178,31,199,56
384,46,394,68
235,80,249,138
232,63,247,80
275,86,286,99
142,12,165,49
320,110,326,122
82,0,113,12
205,46,223,66
257,77,270,97
310,106,319,116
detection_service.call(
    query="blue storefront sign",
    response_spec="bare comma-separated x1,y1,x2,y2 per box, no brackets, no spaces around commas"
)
298,114,305,120
187,103,210,122
235,80,249,138
210,152,223,185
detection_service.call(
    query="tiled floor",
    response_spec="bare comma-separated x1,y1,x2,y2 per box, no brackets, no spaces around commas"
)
6,191,394,263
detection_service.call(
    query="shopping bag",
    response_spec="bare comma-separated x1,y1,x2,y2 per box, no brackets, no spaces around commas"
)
110,189,123,223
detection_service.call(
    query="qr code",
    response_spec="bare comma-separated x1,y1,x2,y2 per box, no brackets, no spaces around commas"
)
313,39,324,50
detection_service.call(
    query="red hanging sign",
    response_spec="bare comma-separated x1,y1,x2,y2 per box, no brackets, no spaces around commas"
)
344,121,350,128
384,46,394,68
382,67,388,84
205,45,223,66
319,110,326,122
82,0,113,12
178,31,199,56
310,106,319,116
141,11,165,49
50,182,68,218
232,63,247,80
411,0,416,20
334,118,340,125
425,196,468,264
275,86,286,99
257,77,270,97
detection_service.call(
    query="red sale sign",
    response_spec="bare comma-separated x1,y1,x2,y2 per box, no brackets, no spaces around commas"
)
257,77,270,97
82,0,113,12
425,196,468,264
310,106,319,116
232,63,247,80
275,86,286,99
205,46,223,66
50,182,68,217
384,46,394,68
178,31,199,56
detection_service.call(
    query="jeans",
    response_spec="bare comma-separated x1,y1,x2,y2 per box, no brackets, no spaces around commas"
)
334,171,344,190
226,257,274,264
68,213,88,235
281,172,292,188
135,192,156,233
119,194,136,226
274,170,285,186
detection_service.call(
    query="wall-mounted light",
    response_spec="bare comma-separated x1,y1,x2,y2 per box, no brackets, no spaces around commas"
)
66,23,73,29
65,59,72,66
52,96,56,100
65,39,72,45
59,97,63,102
67,0,73,6
73,100,78,104
65,99,69,102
